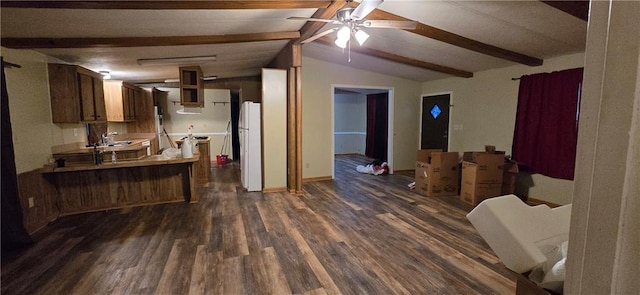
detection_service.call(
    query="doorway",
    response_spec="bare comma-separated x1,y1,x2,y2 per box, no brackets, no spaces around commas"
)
230,90,240,161
420,93,451,151
332,85,394,177
365,92,388,162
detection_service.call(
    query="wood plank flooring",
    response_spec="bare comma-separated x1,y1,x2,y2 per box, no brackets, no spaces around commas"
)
1,155,517,294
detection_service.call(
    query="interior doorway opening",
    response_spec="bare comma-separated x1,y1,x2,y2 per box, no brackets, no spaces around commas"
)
230,90,241,161
332,85,394,178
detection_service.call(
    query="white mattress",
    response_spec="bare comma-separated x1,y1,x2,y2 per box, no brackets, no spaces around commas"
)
466,194,572,273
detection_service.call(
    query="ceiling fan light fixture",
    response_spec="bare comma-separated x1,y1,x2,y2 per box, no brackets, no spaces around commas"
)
335,38,349,49
335,26,351,48
354,29,370,45
337,26,351,41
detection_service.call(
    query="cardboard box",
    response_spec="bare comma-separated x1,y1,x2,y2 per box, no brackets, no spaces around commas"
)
415,149,459,197
501,161,519,195
460,152,505,205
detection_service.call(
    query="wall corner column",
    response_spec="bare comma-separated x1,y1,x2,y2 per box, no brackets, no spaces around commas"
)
565,1,640,294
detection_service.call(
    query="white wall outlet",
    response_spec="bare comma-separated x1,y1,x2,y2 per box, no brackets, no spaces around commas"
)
73,128,78,136
305,163,310,168
28,197,34,208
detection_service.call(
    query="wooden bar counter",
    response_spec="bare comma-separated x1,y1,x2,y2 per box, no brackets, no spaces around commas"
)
40,154,200,216
176,136,211,183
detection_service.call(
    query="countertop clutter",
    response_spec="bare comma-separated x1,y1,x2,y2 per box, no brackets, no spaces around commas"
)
51,133,156,166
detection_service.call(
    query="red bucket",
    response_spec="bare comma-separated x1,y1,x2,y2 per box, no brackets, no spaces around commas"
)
216,154,228,165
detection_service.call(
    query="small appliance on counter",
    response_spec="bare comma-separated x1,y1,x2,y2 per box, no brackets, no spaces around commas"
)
181,136,193,158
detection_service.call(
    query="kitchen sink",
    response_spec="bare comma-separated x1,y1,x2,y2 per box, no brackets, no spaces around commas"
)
109,140,132,146
85,140,133,148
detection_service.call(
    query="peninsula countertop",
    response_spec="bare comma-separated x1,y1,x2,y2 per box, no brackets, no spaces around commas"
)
41,154,199,173
52,137,153,156
39,152,202,214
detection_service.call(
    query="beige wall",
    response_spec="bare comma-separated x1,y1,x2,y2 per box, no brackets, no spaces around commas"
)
334,93,366,155
160,87,232,159
302,56,422,179
261,68,288,190
2,47,87,173
421,53,585,205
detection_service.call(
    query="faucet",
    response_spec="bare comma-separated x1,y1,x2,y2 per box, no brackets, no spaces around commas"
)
101,132,118,146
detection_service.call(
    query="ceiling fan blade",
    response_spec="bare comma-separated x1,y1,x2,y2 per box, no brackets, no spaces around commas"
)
351,0,383,21
361,20,418,30
287,16,337,23
301,27,339,44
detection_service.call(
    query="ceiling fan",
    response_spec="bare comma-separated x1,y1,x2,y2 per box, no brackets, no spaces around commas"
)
288,0,418,48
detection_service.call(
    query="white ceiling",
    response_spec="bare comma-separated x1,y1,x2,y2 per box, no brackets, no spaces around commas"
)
0,1,587,83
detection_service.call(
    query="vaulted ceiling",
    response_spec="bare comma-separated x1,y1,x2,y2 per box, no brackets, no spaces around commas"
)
0,0,588,83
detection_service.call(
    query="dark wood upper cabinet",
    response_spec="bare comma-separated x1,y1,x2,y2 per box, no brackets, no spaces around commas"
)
179,66,204,107
48,63,106,123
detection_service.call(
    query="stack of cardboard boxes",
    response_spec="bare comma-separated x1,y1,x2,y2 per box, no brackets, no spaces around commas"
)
414,149,459,197
413,148,519,205
501,161,519,196
460,152,506,205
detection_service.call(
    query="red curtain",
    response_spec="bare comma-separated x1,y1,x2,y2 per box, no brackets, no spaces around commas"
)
365,93,388,161
512,68,583,180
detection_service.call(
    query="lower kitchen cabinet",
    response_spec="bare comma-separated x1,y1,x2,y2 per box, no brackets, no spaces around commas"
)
176,137,211,183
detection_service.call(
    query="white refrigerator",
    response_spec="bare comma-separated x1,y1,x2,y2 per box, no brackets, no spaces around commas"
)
239,101,262,191
153,106,166,151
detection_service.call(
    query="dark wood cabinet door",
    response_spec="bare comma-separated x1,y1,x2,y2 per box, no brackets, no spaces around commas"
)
78,73,96,121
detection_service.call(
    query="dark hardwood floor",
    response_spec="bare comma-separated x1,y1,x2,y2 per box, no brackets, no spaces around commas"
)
1,155,517,294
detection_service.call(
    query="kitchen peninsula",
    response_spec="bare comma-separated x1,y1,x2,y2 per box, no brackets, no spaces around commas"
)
176,136,211,183
41,152,200,216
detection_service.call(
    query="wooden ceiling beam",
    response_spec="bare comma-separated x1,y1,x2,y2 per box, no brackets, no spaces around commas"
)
366,9,543,66
541,1,589,22
315,37,473,78
296,0,348,45
0,1,332,10
269,0,346,68
1,31,301,49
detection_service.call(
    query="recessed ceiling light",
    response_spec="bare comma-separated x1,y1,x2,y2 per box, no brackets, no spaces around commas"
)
137,55,217,66
164,76,216,83
99,71,111,79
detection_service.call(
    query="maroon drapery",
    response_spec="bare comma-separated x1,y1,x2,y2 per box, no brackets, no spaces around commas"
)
365,93,388,161
512,67,583,180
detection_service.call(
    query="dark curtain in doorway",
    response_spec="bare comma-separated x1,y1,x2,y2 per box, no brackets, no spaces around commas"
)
365,92,388,161
230,91,240,161
1,57,33,251
512,67,583,180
